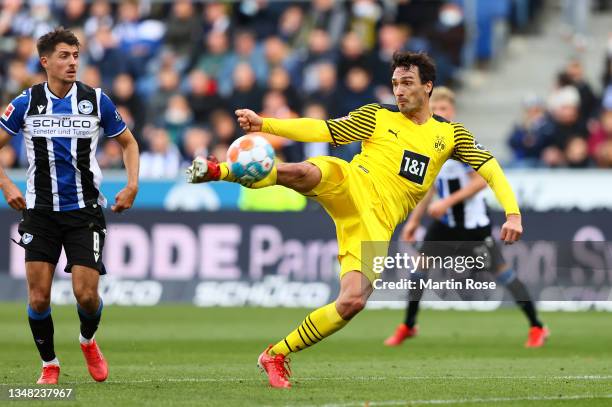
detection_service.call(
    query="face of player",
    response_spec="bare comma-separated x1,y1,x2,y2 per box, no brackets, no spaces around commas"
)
40,43,79,85
431,99,456,121
391,66,432,115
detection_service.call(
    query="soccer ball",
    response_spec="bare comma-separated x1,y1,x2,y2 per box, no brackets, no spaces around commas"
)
227,135,275,182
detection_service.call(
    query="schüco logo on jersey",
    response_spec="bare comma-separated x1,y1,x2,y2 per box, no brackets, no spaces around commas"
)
31,118,93,128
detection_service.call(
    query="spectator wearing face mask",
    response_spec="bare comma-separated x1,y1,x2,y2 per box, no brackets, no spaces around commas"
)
425,3,466,86
140,127,181,179
541,86,591,167
163,95,194,147
508,94,550,167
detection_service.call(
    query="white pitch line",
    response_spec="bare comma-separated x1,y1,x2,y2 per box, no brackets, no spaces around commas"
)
2,375,611,386
313,394,612,407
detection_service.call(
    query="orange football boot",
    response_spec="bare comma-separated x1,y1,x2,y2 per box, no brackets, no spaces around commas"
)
80,339,108,382
384,324,419,346
525,326,550,348
36,365,60,384
257,345,291,388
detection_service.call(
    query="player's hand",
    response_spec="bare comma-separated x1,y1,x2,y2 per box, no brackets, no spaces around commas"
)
500,214,522,244
111,185,138,213
427,199,449,220
1,180,26,211
235,109,263,133
401,221,419,242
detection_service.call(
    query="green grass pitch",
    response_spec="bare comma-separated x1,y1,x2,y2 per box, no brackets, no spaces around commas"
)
1,303,611,406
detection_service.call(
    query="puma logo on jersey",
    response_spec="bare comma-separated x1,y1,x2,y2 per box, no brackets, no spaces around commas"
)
388,129,399,138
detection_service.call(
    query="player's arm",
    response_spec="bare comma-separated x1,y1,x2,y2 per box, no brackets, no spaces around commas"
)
235,104,379,145
110,128,139,213
451,123,522,243
0,128,25,210
402,187,435,242
99,92,139,212
428,170,486,219
0,94,27,210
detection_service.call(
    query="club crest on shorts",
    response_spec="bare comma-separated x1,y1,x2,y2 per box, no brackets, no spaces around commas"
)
78,100,94,115
21,233,33,245
434,135,446,152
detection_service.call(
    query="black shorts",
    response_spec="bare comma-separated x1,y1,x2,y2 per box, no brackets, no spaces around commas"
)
418,221,505,272
15,206,106,274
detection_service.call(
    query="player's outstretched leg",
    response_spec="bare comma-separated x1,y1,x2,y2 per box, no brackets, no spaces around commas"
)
384,271,426,346
496,267,549,347
258,271,372,388
73,266,108,382
26,262,60,384
186,156,322,192
186,155,277,188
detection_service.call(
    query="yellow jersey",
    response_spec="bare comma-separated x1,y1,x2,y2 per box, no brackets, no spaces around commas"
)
325,103,495,227
261,103,519,227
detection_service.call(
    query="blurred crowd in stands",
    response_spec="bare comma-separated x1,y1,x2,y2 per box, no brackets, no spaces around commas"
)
4,0,611,176
505,0,612,169
508,49,612,168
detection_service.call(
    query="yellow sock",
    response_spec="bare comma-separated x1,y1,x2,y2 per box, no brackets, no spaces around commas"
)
220,163,277,189
269,302,348,356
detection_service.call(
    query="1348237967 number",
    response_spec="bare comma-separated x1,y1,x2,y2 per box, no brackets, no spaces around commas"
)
3,387,75,400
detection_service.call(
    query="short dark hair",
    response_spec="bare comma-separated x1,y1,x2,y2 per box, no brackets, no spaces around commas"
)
37,27,80,57
391,51,436,96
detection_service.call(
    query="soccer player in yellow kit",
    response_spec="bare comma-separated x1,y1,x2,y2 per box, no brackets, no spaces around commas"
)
186,52,523,388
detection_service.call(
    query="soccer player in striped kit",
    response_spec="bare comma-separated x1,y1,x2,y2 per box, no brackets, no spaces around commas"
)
384,87,549,348
0,28,140,384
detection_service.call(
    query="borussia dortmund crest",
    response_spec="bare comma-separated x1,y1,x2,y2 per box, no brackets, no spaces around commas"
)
434,135,446,152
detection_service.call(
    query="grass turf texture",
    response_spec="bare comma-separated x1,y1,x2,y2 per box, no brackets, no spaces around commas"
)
1,303,611,406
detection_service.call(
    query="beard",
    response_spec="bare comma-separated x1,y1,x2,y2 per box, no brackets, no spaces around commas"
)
398,97,423,115
60,72,77,84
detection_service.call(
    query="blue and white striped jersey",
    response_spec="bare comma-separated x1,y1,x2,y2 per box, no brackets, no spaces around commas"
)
0,81,126,211
435,159,490,229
